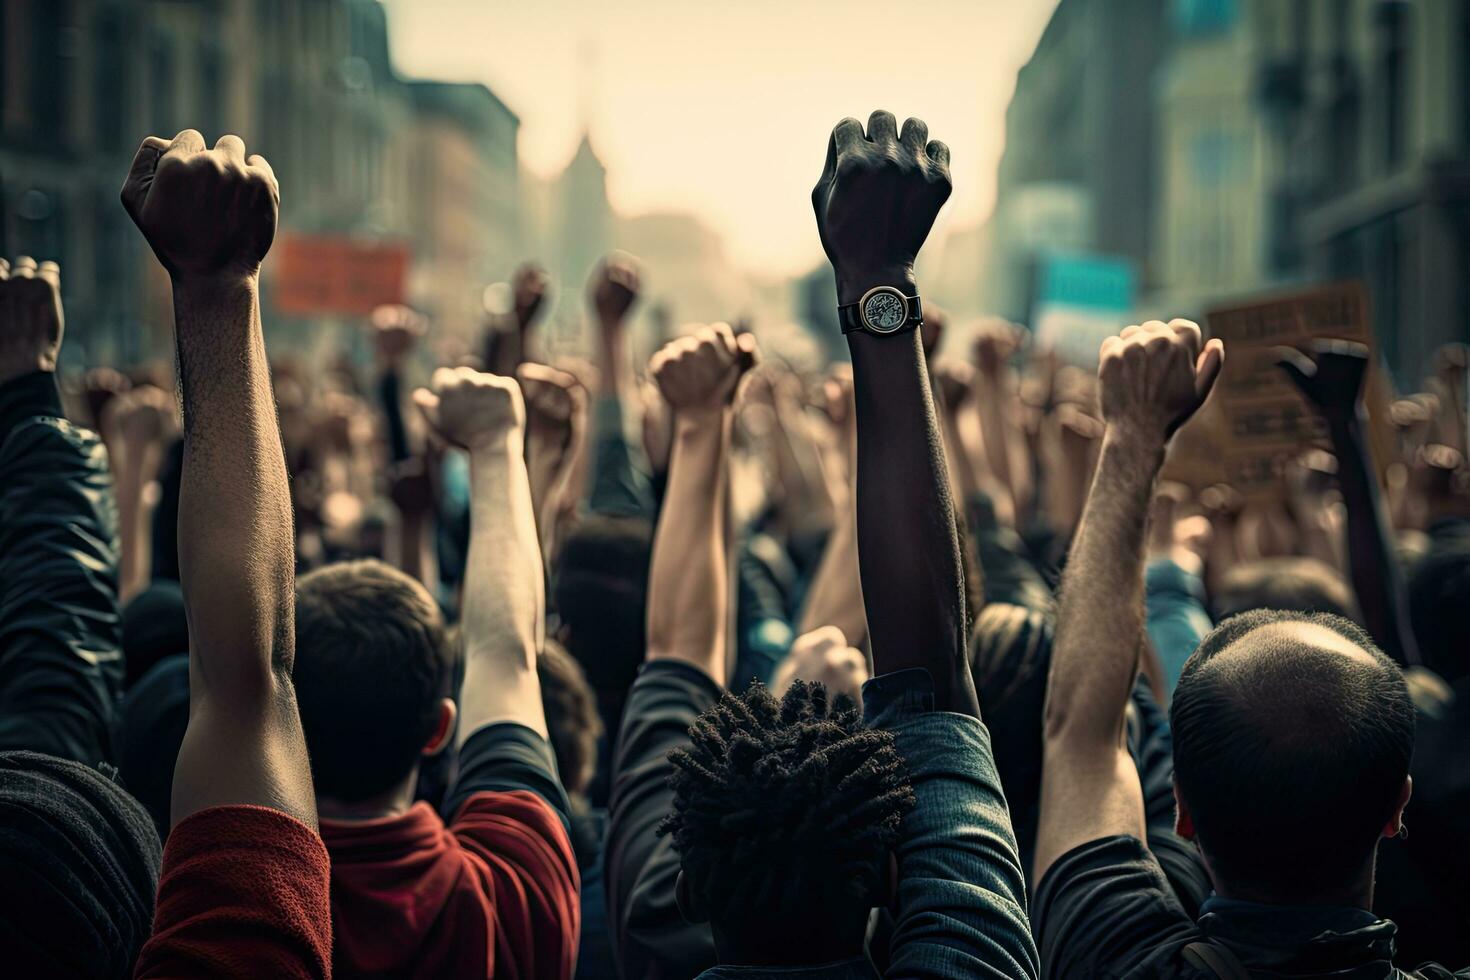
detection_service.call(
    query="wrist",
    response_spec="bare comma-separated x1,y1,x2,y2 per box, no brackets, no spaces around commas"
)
1102,423,1169,466
673,405,729,435
466,428,525,464
834,265,916,307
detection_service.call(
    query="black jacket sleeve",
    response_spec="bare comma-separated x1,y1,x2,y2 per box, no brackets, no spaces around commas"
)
0,371,122,766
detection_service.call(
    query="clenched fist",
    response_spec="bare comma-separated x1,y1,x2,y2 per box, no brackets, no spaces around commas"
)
413,366,525,454
512,263,551,331
812,110,951,305
120,130,278,281
1098,319,1224,446
0,257,63,386
649,322,758,415
371,304,426,368
588,251,641,327
517,361,586,456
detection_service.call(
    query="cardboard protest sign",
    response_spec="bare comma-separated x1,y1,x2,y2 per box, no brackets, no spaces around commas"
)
1165,282,1393,499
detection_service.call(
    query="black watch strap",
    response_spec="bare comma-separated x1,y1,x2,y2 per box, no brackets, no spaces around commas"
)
838,294,924,335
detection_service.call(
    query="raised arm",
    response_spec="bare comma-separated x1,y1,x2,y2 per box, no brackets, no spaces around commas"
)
586,253,655,517
811,110,975,714
121,130,316,827
414,366,548,741
1034,320,1223,882
1278,340,1421,666
645,323,757,682
0,258,123,766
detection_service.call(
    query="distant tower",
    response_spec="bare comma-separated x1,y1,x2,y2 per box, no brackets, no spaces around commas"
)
549,40,612,348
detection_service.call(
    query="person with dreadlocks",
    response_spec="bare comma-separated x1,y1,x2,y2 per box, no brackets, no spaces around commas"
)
606,111,1042,979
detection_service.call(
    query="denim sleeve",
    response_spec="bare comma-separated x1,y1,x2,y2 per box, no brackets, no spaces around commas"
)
863,669,1040,979
0,371,122,766
587,394,654,518
1144,559,1212,698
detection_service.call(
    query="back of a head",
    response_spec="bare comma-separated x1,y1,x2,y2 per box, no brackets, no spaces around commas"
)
538,636,603,801
1170,611,1414,899
661,681,914,959
121,579,189,689
1408,534,1470,684
1212,557,1358,623
552,515,652,695
0,750,162,978
293,559,452,802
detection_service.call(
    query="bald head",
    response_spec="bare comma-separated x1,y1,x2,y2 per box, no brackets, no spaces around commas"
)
1170,611,1414,899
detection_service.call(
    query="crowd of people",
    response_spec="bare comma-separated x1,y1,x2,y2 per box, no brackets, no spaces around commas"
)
0,109,1467,979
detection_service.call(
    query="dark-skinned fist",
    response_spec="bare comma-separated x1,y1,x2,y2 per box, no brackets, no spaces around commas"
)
811,110,951,305
121,129,279,282
588,251,641,327
0,257,64,387
1275,338,1369,422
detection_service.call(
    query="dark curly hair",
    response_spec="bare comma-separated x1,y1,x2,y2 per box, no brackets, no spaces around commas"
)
659,680,915,946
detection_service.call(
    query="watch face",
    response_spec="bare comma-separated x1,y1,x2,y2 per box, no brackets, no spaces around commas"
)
862,289,908,333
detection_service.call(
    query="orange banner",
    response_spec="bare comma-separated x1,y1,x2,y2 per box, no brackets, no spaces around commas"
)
272,235,409,316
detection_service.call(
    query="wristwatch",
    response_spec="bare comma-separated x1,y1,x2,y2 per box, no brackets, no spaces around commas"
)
839,285,924,336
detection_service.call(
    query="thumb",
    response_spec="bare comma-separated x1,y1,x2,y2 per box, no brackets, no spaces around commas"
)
1194,339,1225,405
735,331,760,373
412,388,441,431
120,136,170,221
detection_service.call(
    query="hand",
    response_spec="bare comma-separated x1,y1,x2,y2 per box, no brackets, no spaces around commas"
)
934,361,975,412
811,110,951,304
103,384,176,452
0,257,64,386
649,322,758,416
973,318,1022,378
517,361,586,457
588,251,641,327
371,304,426,368
512,263,550,330
1275,338,1368,421
413,365,525,453
388,456,436,521
1147,482,1212,577
772,625,869,705
121,130,278,283
1098,319,1224,447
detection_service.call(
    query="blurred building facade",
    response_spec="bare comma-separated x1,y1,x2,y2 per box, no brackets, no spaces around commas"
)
0,0,521,364
991,0,1470,379
984,0,1169,322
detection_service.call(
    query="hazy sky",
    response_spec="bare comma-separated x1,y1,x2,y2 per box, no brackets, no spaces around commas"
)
381,0,1060,278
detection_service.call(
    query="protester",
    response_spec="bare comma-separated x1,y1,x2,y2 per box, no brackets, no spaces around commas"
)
3,85,1470,980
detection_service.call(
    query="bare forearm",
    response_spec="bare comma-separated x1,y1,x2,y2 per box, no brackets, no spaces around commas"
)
1046,431,1161,743
174,279,295,684
798,501,867,645
850,330,976,714
463,440,547,740
647,413,729,682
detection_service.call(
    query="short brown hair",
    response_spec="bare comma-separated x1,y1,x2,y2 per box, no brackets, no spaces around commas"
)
293,560,453,801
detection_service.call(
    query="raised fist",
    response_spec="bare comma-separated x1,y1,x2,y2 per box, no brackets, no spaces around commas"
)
771,626,868,704
588,251,641,326
517,361,586,455
811,110,951,304
1098,319,1223,445
102,384,176,451
512,263,550,330
0,257,64,386
973,318,1022,378
370,304,426,368
934,361,975,411
649,322,758,415
413,366,525,453
120,130,278,281
1275,338,1369,422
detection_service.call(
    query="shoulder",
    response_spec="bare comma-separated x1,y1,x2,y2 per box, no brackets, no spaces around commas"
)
1034,834,1203,979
